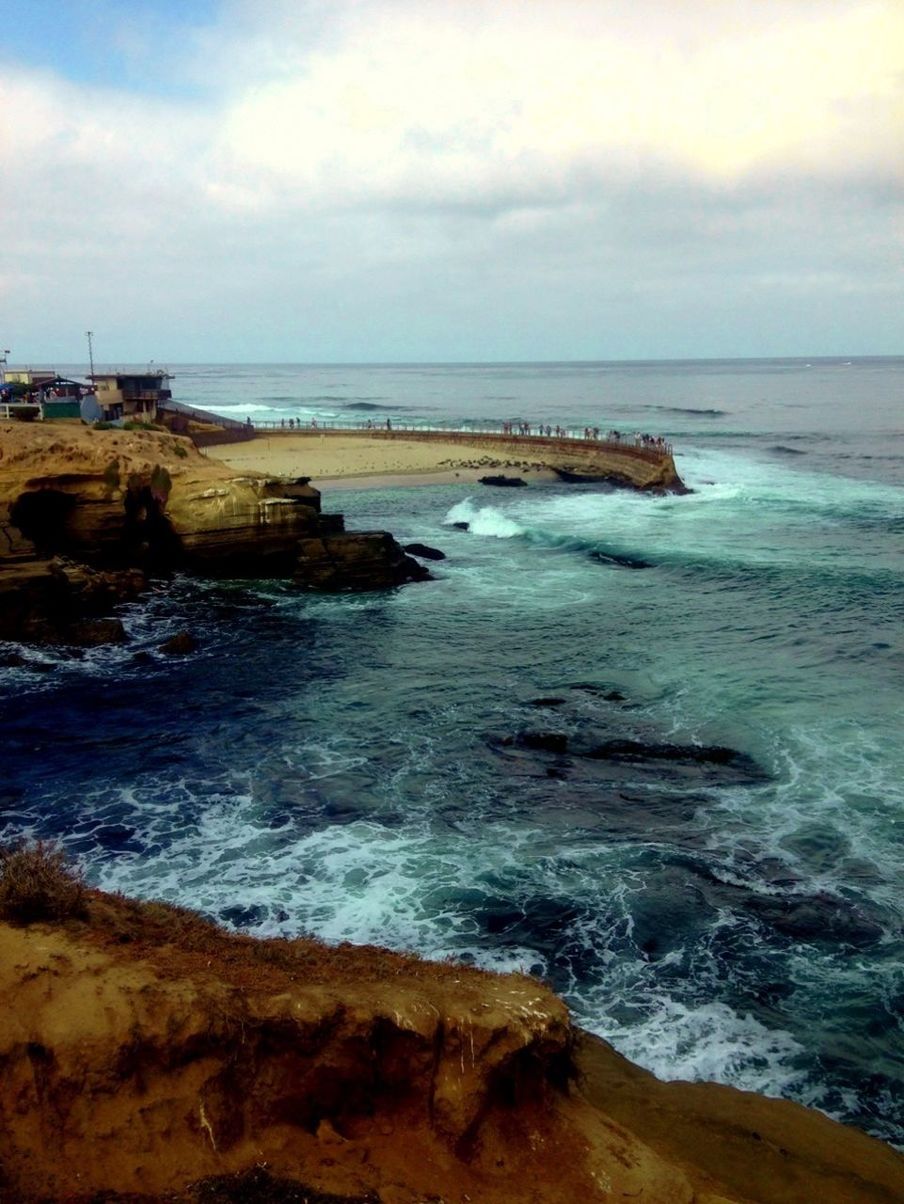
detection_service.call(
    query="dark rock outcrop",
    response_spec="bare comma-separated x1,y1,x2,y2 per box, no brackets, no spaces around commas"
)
0,558,146,646
296,532,432,591
586,740,751,767
158,631,199,656
479,474,527,487
495,731,569,754
403,542,447,561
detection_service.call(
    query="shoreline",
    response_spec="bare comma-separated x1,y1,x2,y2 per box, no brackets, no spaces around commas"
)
317,466,557,491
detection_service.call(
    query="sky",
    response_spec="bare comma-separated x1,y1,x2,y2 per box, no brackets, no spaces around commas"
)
1,0,902,364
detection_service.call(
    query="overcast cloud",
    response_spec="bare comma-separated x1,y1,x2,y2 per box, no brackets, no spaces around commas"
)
1,0,902,362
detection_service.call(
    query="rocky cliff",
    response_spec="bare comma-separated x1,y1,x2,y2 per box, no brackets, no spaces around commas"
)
0,880,900,1204
0,423,427,642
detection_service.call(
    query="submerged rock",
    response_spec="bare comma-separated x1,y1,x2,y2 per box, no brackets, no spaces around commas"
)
568,683,628,701
586,740,754,768
745,892,885,947
588,550,651,570
494,730,570,754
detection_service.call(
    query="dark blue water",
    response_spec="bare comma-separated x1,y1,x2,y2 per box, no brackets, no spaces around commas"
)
3,358,903,1146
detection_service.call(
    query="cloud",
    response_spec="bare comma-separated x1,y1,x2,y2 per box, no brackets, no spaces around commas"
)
207,0,904,210
1,0,902,359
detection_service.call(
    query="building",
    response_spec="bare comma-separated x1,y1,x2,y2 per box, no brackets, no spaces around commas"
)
0,370,86,420
89,372,172,423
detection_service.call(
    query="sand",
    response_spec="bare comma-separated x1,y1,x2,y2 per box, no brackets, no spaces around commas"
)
208,432,555,490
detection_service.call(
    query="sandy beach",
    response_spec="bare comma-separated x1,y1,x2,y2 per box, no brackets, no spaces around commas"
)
209,432,555,490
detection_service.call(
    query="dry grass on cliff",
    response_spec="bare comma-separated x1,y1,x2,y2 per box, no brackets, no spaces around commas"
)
0,840,88,923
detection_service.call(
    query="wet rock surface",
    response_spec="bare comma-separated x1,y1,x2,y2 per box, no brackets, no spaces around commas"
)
585,739,759,770
479,474,527,487
295,532,432,591
158,630,199,656
0,558,146,646
403,542,446,560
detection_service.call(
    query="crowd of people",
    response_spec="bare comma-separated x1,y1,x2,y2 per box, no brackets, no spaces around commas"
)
499,422,669,449
268,415,671,452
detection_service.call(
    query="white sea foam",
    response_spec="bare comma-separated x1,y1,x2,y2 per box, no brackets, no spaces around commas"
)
204,402,284,414
443,498,524,538
588,997,807,1097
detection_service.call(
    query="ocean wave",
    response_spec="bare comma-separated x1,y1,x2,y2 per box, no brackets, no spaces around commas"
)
341,400,424,411
589,996,807,1096
651,406,728,417
205,402,280,414
443,499,524,538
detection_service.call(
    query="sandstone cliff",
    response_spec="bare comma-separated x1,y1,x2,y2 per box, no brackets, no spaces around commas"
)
0,882,900,1204
0,423,427,642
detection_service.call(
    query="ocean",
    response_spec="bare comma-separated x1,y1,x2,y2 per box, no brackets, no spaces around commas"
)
2,358,902,1146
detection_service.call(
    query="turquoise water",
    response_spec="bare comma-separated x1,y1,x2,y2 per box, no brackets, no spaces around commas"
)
2,358,902,1145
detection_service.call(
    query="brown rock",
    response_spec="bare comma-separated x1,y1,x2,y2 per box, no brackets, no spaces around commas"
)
0,423,426,593
0,558,145,646
158,630,198,655
67,617,127,646
0,888,899,1203
296,532,432,591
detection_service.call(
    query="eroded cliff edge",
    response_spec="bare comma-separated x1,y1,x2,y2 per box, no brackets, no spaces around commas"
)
0,884,901,1204
0,422,427,643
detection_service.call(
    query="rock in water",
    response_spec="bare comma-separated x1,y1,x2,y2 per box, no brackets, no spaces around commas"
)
479,474,527,487
158,630,198,655
403,542,447,561
295,532,432,591
68,617,127,646
522,730,569,753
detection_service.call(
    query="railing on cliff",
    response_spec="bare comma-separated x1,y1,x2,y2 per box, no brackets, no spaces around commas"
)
158,400,674,464
245,421,674,465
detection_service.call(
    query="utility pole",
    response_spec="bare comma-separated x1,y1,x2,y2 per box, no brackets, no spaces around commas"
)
85,331,95,379
0,349,9,385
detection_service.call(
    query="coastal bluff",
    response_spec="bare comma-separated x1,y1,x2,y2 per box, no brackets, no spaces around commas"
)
217,426,688,493
0,882,901,1203
0,422,427,642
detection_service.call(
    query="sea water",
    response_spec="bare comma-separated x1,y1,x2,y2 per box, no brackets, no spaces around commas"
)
2,358,902,1146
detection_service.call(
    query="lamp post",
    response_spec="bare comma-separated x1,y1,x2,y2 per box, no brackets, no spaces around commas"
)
85,331,95,380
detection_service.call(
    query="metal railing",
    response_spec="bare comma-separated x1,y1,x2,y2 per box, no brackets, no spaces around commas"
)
243,420,674,462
